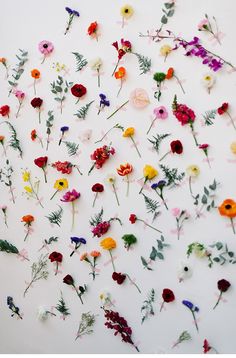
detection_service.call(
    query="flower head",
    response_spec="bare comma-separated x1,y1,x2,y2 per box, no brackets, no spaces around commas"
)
143,165,158,180
178,262,192,282
38,40,54,55
60,126,69,133
90,250,101,258
54,178,68,191
217,102,228,115
162,288,175,303
80,253,88,261
31,69,40,79
160,44,172,57
14,90,25,100
120,5,134,19
129,214,137,224
87,21,98,36
218,199,236,218
153,106,168,119
117,163,133,176
92,221,110,237
31,97,43,108
100,237,116,250
21,215,34,224
170,140,183,154
203,339,211,354
106,174,116,184
0,105,10,117
22,171,30,182
153,72,166,83
129,88,150,109
92,183,104,192
202,73,215,91
34,156,48,168
186,165,200,177
49,252,63,263
115,66,126,79
61,189,80,202
89,57,102,71
71,84,87,98
63,274,74,286
71,237,86,245
112,272,126,285
123,127,135,137
230,142,236,154
217,279,231,292
52,161,73,174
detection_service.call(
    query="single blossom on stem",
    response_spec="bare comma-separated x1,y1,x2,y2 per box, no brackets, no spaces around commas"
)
147,106,168,135
61,189,81,231
213,279,231,310
182,300,199,332
14,90,25,118
129,214,162,233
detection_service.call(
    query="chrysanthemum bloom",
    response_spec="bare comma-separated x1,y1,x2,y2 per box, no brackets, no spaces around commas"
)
218,198,236,234
160,44,172,61
38,40,54,63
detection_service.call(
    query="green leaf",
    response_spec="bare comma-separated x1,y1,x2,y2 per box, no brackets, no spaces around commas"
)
204,187,209,196
55,86,62,92
161,15,168,24
164,2,174,8
72,52,88,72
157,240,163,250
150,247,157,261
156,252,164,260
216,242,223,250
167,9,174,17
201,194,208,204
213,257,220,262
228,251,234,258
54,98,62,102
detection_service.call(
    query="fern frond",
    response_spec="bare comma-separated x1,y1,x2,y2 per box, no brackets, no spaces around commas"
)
4,121,23,158
160,164,185,187
89,208,103,226
133,53,152,74
63,141,79,156
142,194,160,214
202,109,217,126
74,101,94,120
72,52,88,72
46,206,63,227
148,133,171,153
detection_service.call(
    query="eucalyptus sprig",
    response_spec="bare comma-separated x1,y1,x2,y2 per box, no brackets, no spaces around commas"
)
0,239,29,261
141,235,169,270
193,179,219,218
0,159,15,203
8,49,28,96
51,75,73,114
45,111,55,151
202,109,217,126
75,312,97,340
23,254,49,296
172,331,191,349
141,289,155,324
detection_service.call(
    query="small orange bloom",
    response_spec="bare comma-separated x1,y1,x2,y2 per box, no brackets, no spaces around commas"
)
0,135,5,142
166,67,174,80
88,21,98,36
90,250,101,258
31,129,37,141
117,163,133,176
21,215,34,224
31,69,40,79
0,58,6,64
218,199,236,218
115,67,126,79
80,252,88,261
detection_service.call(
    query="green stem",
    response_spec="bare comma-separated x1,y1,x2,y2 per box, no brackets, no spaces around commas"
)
92,192,98,207
139,177,147,194
50,189,58,201
138,218,162,233
38,110,41,124
15,101,22,118
42,168,47,183
126,175,130,197
159,150,170,162
126,273,141,293
9,184,15,204
112,183,120,206
117,79,123,97
111,59,120,77
109,250,116,272
174,74,185,94
95,126,114,144
226,111,236,131
107,100,129,120
160,301,165,312
146,117,157,135
71,201,75,231
73,285,84,304
213,290,223,310
130,136,141,158
24,226,30,242
230,218,235,235
189,122,198,146
191,310,199,332
97,69,100,87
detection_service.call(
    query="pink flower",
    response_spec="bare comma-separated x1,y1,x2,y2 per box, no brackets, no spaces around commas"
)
153,106,168,119
198,19,209,30
171,208,181,217
61,189,80,202
129,88,150,109
92,221,110,237
199,143,209,150
38,40,54,55
14,90,25,100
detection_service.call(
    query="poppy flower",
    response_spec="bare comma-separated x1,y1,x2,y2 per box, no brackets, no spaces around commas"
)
71,84,87,103
31,69,40,79
147,106,168,134
170,140,183,154
0,105,10,117
34,156,48,183
91,183,104,207
31,97,43,124
217,102,228,115
115,67,126,96
129,213,161,233
218,199,236,234
160,288,175,311
87,21,98,40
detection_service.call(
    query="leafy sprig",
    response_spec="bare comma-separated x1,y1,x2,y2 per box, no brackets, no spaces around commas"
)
2,121,23,158
72,52,88,72
172,331,191,349
74,101,94,120
46,206,63,227
160,164,185,187
142,194,160,222
8,49,28,96
133,53,151,74
0,240,18,254
141,235,169,270
209,242,236,266
63,141,79,156
89,208,103,227
0,160,15,203
45,111,55,151
202,109,217,126
56,292,70,319
194,179,219,218
141,289,155,324
38,236,59,251
23,254,49,296
161,1,175,26
51,75,73,114
75,312,97,340
148,133,171,154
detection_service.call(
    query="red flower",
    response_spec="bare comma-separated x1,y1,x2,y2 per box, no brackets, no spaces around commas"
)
203,339,211,354
49,251,63,263
199,143,209,150
63,274,74,285
218,279,231,292
112,39,132,60
92,183,104,192
170,140,183,154
162,288,175,303
90,145,115,170
0,105,10,117
31,129,37,141
88,21,98,35
112,272,126,285
34,156,48,168
71,84,87,98
52,161,73,174
31,97,43,108
129,214,137,224
217,102,228,115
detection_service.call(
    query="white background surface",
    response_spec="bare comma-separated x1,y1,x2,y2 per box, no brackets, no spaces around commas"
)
0,0,236,354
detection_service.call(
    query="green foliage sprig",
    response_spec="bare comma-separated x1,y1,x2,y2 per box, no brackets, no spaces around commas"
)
160,164,185,187
89,208,104,227
45,111,55,151
72,52,88,72
142,194,160,222
56,292,70,319
75,312,97,340
141,289,155,324
133,53,151,75
46,206,63,227
23,254,49,296
0,239,29,260
2,121,23,158
38,236,59,251
8,49,28,96
141,235,169,270
202,109,217,125
148,133,171,153
74,101,94,120
0,160,15,203
193,179,219,218
51,75,73,114
63,141,79,156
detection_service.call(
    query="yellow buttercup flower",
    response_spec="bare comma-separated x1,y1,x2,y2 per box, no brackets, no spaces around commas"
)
120,5,134,19
160,44,172,57
54,178,68,191
230,142,236,154
24,186,33,193
186,165,200,177
100,237,117,250
22,171,30,182
143,165,158,180
123,127,135,137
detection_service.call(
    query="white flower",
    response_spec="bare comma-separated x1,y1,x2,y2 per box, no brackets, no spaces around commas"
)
177,261,192,282
201,73,215,92
89,57,103,71
106,174,116,185
99,289,113,308
79,129,92,143
37,306,48,321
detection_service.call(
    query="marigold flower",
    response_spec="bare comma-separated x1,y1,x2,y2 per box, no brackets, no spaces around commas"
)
100,237,117,250
123,127,135,137
21,215,34,224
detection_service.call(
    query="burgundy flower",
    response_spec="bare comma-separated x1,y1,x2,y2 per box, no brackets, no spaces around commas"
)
71,84,87,98
0,105,10,117
34,156,48,168
92,183,104,192
203,339,211,354
129,214,137,224
217,279,231,292
112,272,126,285
63,274,74,285
31,97,43,108
92,221,110,237
162,288,175,302
49,252,63,263
217,102,228,115
170,140,183,154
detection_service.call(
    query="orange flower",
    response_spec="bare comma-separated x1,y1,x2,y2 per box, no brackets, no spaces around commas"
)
31,69,40,79
117,163,133,176
88,21,98,36
80,252,88,261
31,129,37,141
90,250,101,258
218,199,236,218
115,67,126,79
0,135,5,142
0,58,6,64
166,67,174,80
21,215,34,224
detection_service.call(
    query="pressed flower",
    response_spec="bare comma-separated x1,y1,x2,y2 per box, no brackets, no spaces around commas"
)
115,67,126,97
159,140,183,162
21,215,34,242
87,21,99,41
61,189,80,231
0,135,7,156
122,127,141,158
58,126,69,146
34,156,48,183
151,180,168,210
50,178,68,200
0,105,10,118
81,251,101,280
213,279,231,310
63,274,86,304
218,199,236,234
71,84,87,104
64,7,80,35
217,102,236,131
160,44,172,61
70,237,86,257
14,90,25,118
160,288,175,312
120,5,134,27
49,251,63,275
202,73,215,94
129,88,150,109
31,129,43,148
100,237,117,271
147,106,168,135
117,163,133,196
97,93,110,115
89,58,102,87
129,213,162,233
106,174,120,206
165,67,185,94
38,40,54,64
111,38,132,76
31,69,40,95
139,165,158,194
182,300,199,332
91,183,104,207
31,97,43,124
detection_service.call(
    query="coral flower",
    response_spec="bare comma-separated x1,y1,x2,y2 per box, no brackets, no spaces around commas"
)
115,67,126,96
21,215,35,242
87,21,98,40
31,69,40,95
218,199,236,234
117,163,133,196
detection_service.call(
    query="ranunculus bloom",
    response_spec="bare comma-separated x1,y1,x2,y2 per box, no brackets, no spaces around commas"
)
31,97,43,108
162,288,175,303
153,106,168,119
115,67,126,79
61,189,80,202
217,279,231,292
92,183,104,192
71,84,87,98
217,102,228,115
21,215,34,224
218,199,236,218
129,88,150,109
117,163,133,176
0,105,10,117
129,214,137,224
49,252,63,263
38,40,54,55
34,156,48,168
63,274,74,285
170,140,183,154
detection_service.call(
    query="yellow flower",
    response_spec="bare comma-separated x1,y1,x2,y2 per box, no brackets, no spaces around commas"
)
186,165,200,177
160,44,172,57
123,127,135,137
54,178,68,191
230,142,236,154
100,237,117,250
22,171,30,182
24,186,33,193
120,5,134,19
143,165,158,180
106,174,116,184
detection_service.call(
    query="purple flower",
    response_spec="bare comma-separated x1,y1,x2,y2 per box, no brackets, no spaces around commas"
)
60,126,69,133
65,7,73,14
73,10,80,17
71,237,86,244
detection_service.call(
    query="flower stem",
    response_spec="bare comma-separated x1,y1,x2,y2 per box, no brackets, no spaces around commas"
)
38,110,41,124
139,177,147,194
1,143,7,157
74,285,84,304
109,250,116,272
42,168,47,183
92,192,98,207
15,101,22,118
230,218,235,235
95,126,113,144
226,111,236,130
112,183,120,206
174,74,185,94
126,175,130,197
50,190,58,201
23,279,34,297
107,100,129,120
41,55,46,64
191,310,199,332
146,117,157,135
39,138,44,148
71,201,75,231
189,123,198,146
88,163,95,175
97,69,100,87
23,226,30,242
117,79,123,97
126,273,141,293
9,184,15,204
130,136,141,158
55,262,58,275
138,219,162,233
111,59,120,77
33,79,36,96
159,150,170,162
213,290,222,310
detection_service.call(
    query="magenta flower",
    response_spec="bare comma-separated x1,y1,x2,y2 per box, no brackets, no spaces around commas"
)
61,189,80,231
147,106,168,135
38,40,54,64
199,143,211,168
14,90,25,118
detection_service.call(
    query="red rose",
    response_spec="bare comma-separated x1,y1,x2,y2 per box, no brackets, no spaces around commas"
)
34,156,48,168
0,105,10,117
170,140,183,154
112,272,126,285
217,102,228,115
31,97,43,108
49,252,63,263
92,183,104,192
63,274,74,285
129,214,137,224
162,288,175,302
217,279,231,292
71,84,87,98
